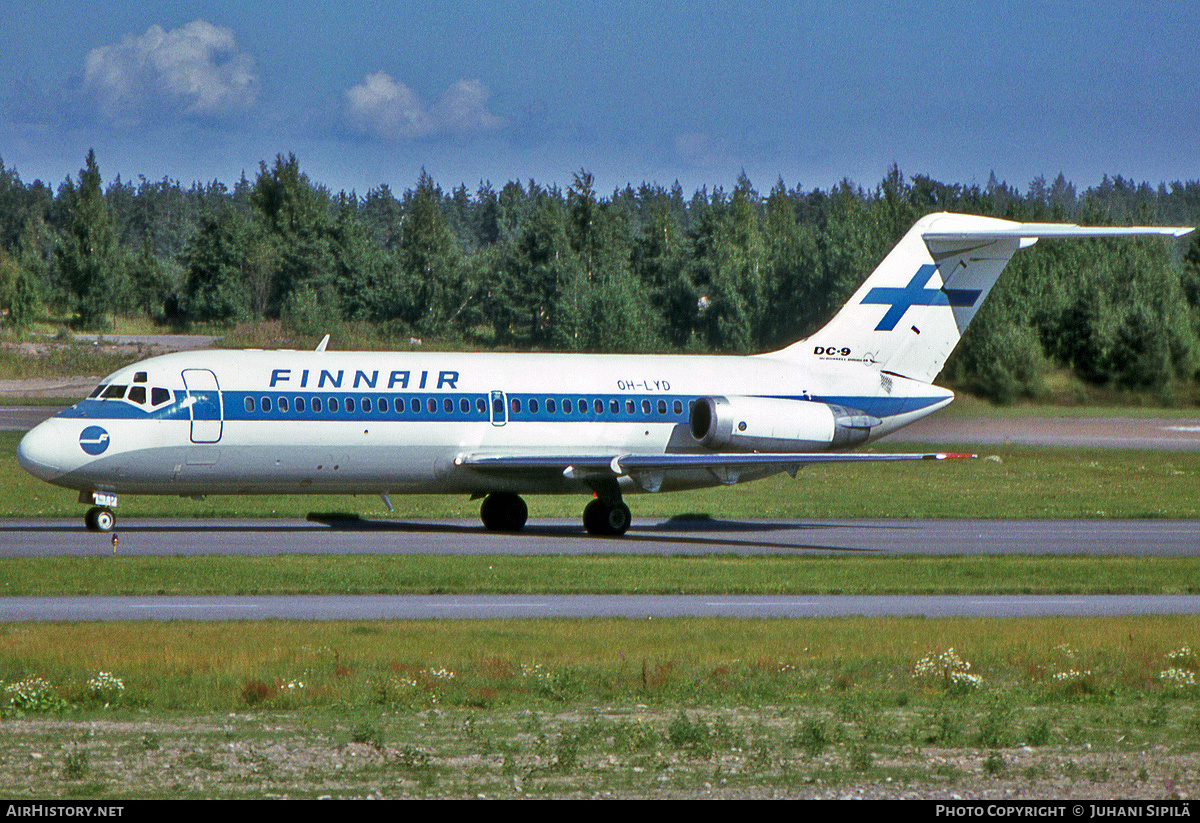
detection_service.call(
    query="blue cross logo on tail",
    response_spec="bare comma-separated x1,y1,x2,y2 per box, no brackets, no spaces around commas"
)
861,264,982,331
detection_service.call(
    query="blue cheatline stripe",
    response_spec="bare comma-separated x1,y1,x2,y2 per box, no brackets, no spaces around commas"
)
55,391,949,425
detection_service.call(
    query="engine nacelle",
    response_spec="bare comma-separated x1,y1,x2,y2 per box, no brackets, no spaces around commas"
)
689,396,880,452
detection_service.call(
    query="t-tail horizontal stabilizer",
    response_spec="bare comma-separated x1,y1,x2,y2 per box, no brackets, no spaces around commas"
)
787,212,1194,384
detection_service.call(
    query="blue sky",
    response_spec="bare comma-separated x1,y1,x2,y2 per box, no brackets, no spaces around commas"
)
3,1,1197,197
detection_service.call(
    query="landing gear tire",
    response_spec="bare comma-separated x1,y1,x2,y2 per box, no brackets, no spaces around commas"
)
583,498,632,536
480,492,528,532
85,507,116,533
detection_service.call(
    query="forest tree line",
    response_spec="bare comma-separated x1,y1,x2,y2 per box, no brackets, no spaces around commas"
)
2,150,1200,403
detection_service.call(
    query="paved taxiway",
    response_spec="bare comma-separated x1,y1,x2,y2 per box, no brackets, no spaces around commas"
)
3,517,1198,620
3,516,1199,557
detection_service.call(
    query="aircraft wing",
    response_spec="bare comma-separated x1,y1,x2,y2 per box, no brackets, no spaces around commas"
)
455,451,973,491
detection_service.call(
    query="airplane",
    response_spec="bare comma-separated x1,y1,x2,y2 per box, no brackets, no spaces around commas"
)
16,212,1193,535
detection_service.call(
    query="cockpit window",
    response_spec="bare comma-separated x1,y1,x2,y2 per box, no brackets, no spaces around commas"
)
127,386,146,405
88,385,106,399
151,387,171,406
101,385,127,399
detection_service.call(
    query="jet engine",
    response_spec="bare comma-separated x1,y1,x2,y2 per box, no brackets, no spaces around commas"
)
689,396,880,452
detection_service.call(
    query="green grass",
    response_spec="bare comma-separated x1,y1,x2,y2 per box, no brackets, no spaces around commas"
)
2,616,1197,711
4,554,1200,597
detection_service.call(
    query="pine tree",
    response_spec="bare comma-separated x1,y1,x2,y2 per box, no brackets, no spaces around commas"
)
57,150,122,328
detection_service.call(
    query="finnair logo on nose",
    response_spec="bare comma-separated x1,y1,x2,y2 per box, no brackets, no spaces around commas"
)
79,426,110,456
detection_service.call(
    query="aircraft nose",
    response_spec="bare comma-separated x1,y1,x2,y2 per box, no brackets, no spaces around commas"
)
17,421,65,482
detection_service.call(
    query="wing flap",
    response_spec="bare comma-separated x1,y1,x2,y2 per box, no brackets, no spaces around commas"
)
456,451,974,489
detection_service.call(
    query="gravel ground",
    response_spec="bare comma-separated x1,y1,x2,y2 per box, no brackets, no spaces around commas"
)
1,714,1196,800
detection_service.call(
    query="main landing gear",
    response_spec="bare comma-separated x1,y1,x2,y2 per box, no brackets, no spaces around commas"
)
582,498,632,536
479,492,528,532
478,492,632,536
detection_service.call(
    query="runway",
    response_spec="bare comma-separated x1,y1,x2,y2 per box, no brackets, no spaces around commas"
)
3,516,1199,557
887,414,1200,450
2,517,1198,620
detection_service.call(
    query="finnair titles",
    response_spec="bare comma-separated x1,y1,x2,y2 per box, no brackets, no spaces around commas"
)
17,213,1193,535
266,367,461,390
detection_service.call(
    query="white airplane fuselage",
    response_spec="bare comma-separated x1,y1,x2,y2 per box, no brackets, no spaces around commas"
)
17,347,951,499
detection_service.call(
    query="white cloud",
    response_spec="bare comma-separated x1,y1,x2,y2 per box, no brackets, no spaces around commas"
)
84,20,259,121
344,72,504,140
434,79,505,133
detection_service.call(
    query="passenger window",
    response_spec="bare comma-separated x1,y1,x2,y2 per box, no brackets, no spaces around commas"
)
547,398,557,414
362,398,372,413
626,400,634,414
329,398,339,412
476,397,486,414
127,386,146,405
245,397,255,413
641,399,651,414
658,400,667,415
609,399,618,414
262,397,272,413
312,397,322,413
278,397,289,413
578,399,587,414
594,399,603,414
529,398,539,414
562,399,571,415
511,398,521,414
460,398,470,413
411,398,421,413
673,400,683,415
295,397,306,413
427,398,436,413
346,397,356,412
151,387,170,406
378,398,388,413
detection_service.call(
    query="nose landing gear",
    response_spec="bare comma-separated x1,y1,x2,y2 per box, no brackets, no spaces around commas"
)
82,491,119,532
84,507,116,532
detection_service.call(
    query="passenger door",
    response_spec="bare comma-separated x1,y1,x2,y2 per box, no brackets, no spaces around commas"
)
182,369,223,443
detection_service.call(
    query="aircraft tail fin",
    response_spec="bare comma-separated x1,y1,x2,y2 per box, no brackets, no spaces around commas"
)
776,212,1192,384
